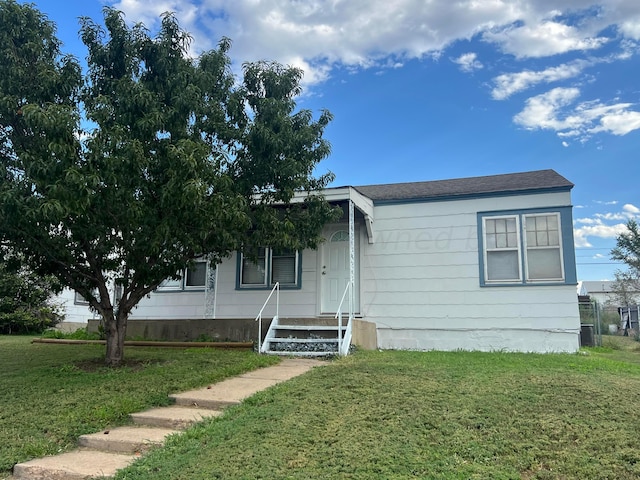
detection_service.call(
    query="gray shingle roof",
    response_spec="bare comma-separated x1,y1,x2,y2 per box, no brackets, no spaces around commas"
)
351,169,573,202
580,281,615,294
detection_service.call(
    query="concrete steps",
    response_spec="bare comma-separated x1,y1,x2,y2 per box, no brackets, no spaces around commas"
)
78,426,178,454
130,405,223,430
12,358,325,479
13,450,136,480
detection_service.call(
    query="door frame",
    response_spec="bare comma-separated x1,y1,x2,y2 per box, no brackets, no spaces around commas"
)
317,223,361,315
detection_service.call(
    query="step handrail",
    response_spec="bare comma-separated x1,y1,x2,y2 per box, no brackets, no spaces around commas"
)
255,282,279,354
335,281,353,355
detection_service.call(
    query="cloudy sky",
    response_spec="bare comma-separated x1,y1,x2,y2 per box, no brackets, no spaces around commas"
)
25,0,640,281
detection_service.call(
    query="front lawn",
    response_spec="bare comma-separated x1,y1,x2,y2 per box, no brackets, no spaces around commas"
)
5,335,640,479
0,336,278,477
117,341,640,479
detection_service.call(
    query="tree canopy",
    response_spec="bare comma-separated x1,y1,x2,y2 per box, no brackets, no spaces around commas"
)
610,219,640,304
0,1,339,365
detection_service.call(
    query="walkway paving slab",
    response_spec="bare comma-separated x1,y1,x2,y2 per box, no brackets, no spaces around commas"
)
13,450,135,480
78,426,178,454
170,358,325,408
239,358,326,380
131,405,223,429
12,358,327,480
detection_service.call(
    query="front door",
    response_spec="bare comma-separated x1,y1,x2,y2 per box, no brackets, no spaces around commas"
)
320,229,360,313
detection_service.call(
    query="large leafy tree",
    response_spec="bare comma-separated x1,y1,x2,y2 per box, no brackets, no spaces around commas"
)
0,1,338,366
611,219,640,305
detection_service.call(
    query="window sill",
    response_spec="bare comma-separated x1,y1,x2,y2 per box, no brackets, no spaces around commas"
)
154,288,206,294
481,280,567,287
236,285,301,291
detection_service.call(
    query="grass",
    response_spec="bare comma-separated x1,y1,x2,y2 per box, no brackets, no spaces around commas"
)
0,335,279,477
5,335,640,479
114,340,640,480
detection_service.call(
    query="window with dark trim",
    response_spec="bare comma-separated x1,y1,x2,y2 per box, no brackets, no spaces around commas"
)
237,248,301,289
157,260,207,291
74,291,90,305
478,208,575,286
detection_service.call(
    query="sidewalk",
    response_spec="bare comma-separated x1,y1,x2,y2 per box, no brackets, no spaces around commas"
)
13,358,327,480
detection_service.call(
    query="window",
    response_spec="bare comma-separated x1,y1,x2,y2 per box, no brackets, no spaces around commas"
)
484,216,521,282
74,289,99,305
185,261,207,288
524,214,563,281
240,247,267,286
479,209,571,286
157,260,207,291
74,291,90,305
238,248,300,289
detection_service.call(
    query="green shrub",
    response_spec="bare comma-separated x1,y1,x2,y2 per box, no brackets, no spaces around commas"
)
0,307,61,335
0,249,63,335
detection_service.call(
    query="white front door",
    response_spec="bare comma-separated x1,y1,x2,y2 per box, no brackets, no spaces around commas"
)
320,229,360,314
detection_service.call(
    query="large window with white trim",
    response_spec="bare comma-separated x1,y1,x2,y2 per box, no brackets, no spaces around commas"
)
480,210,568,285
238,247,300,289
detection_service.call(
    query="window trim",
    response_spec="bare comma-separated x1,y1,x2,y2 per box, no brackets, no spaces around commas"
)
482,215,523,284
522,212,565,283
478,206,576,287
74,291,90,305
236,248,302,290
156,260,208,292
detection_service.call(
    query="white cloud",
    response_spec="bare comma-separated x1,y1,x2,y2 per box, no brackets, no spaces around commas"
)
620,17,640,39
452,52,483,72
624,203,640,214
514,87,640,139
514,87,583,131
491,60,589,100
105,0,640,142
484,20,609,58
574,222,628,247
107,0,640,86
591,110,640,135
595,212,627,221
573,203,640,247
575,217,599,224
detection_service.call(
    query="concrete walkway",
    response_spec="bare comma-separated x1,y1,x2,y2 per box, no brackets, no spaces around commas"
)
13,358,326,480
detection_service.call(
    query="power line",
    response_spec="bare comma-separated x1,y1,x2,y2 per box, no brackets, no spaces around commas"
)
577,262,624,265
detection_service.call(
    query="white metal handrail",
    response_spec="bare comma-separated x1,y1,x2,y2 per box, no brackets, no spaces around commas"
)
255,282,279,354
335,281,353,355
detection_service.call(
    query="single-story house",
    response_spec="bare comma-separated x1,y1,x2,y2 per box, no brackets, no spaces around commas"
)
579,281,640,311
58,169,581,353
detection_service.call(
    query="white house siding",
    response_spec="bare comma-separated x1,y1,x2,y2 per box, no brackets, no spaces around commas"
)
129,248,323,320
213,250,320,319
55,288,98,324
361,191,580,353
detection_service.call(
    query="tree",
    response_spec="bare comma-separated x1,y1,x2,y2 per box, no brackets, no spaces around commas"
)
609,271,640,307
0,247,63,334
0,1,339,366
610,219,640,307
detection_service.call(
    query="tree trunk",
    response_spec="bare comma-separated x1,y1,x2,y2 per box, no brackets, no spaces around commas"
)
104,309,127,367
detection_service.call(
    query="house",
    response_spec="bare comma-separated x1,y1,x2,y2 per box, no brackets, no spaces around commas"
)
579,281,616,307
61,169,581,353
579,280,640,311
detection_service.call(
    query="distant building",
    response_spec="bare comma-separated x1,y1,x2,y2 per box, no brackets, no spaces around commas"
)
579,281,615,307
579,280,640,310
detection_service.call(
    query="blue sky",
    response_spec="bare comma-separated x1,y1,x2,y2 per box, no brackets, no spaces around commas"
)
24,0,640,282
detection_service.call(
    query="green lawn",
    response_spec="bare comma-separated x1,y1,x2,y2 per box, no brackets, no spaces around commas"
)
4,336,640,479
0,336,278,477
116,338,640,480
